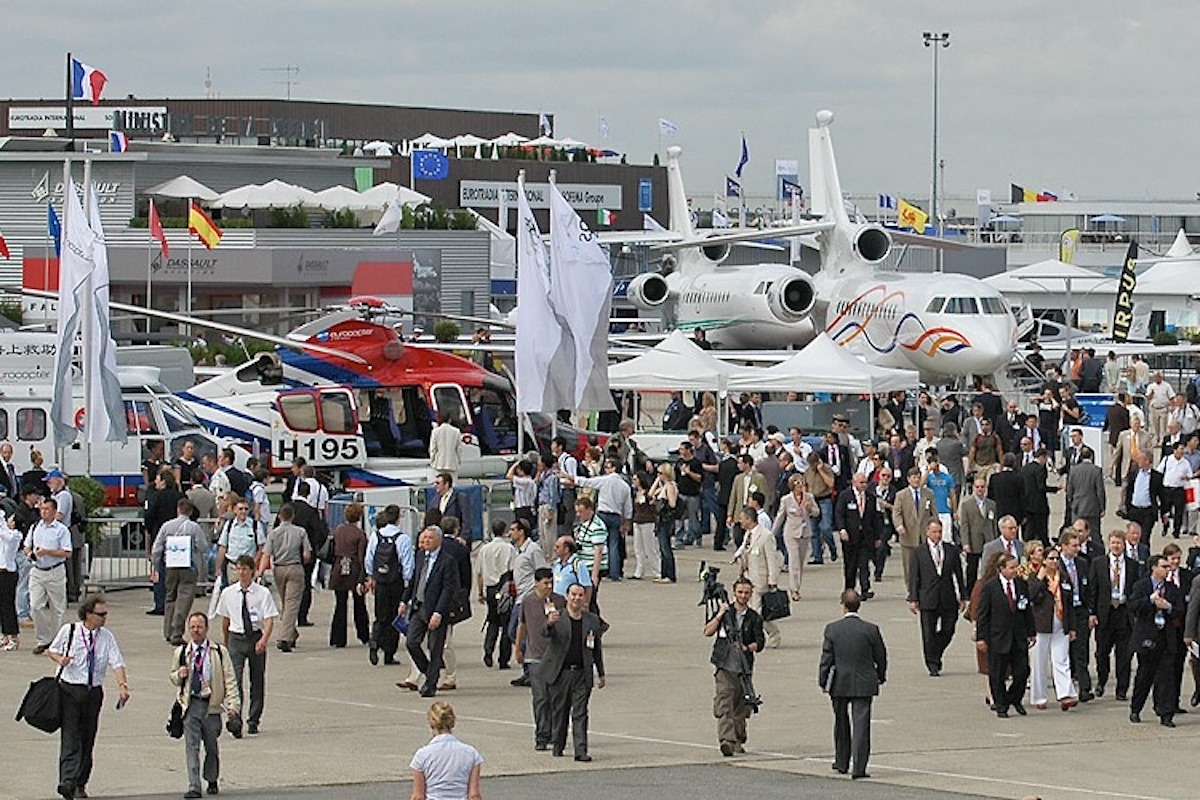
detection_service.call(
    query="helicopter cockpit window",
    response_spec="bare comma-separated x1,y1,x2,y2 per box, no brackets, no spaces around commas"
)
433,386,468,429
471,387,518,455
320,392,356,434
126,400,160,435
279,394,319,432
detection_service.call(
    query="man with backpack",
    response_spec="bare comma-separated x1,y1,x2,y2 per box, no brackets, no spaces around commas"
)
364,505,414,667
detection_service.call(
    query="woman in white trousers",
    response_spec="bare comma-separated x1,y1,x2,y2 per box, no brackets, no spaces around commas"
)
1027,547,1080,711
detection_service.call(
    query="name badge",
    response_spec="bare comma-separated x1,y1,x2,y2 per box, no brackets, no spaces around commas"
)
248,608,262,631
1016,596,1029,611
585,632,595,650
847,503,857,510
987,511,994,520
894,469,902,478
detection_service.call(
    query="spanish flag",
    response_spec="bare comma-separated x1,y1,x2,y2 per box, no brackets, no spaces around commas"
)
188,201,222,250
897,198,929,234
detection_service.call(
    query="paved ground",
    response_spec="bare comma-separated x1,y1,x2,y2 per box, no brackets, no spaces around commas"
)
2,477,1190,800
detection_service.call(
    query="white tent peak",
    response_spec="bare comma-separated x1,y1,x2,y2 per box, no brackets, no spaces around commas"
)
1167,229,1193,259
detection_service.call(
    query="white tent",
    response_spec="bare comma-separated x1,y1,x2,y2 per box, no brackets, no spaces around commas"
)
410,133,454,149
305,185,374,212
983,260,1114,295
726,333,918,394
362,140,394,157
359,181,430,208
490,132,529,147
143,175,220,202
211,179,317,210
608,330,751,391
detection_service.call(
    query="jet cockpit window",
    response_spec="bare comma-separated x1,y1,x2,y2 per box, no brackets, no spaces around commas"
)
980,297,1008,315
279,394,319,433
944,297,978,314
925,297,946,313
319,392,356,434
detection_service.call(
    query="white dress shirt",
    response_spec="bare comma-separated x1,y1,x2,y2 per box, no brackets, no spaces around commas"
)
214,581,279,634
50,623,124,687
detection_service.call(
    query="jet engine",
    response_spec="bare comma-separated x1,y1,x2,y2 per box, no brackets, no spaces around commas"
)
700,238,731,265
625,271,671,310
853,225,892,264
765,274,817,323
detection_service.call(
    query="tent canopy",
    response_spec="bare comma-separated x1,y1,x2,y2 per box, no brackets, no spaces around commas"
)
143,175,219,202
304,185,374,212
608,330,751,391
983,260,1114,294
725,333,918,394
359,181,430,208
211,179,316,210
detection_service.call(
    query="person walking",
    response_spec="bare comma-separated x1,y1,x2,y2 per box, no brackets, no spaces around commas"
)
25,497,72,654
47,594,130,800
648,464,678,584
150,498,209,646
774,475,817,601
365,505,415,666
409,701,483,800
475,521,515,670
400,526,461,697
169,612,239,799
0,514,22,650
264,503,312,653
538,582,606,761
514,567,564,746
892,468,936,587
975,553,1034,718
214,555,278,735
703,576,765,757
906,520,966,677
328,502,370,649
1027,546,1081,711
819,589,888,780
736,506,781,648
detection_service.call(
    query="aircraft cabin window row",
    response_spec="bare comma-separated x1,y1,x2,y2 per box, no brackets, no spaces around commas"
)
682,291,731,304
834,300,900,320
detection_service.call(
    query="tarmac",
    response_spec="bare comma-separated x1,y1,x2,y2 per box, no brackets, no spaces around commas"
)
3,477,1195,800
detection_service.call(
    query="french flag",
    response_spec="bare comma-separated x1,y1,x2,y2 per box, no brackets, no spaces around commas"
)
109,131,128,153
71,58,108,105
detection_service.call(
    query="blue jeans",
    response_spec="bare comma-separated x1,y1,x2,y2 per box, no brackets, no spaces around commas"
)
598,511,623,580
15,549,31,620
700,485,718,546
153,557,166,611
655,520,677,582
813,498,835,563
680,494,702,545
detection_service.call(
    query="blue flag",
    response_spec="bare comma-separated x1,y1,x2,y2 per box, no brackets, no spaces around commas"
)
48,204,62,257
734,134,749,179
781,177,803,200
725,176,741,198
412,149,450,181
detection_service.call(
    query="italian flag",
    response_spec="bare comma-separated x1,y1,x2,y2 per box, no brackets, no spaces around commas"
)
596,208,616,226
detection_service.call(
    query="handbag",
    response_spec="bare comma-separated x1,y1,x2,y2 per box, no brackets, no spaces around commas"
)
16,623,73,734
760,588,791,622
315,534,336,564
166,701,184,739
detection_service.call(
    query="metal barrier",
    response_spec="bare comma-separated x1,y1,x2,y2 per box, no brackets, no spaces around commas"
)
83,515,224,594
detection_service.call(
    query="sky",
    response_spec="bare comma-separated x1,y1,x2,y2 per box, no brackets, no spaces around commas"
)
6,1,1200,205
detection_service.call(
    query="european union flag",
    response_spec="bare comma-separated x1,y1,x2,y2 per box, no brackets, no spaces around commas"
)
412,150,450,181
48,204,62,257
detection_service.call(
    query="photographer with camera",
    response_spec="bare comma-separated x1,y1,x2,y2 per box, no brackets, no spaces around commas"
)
702,573,765,757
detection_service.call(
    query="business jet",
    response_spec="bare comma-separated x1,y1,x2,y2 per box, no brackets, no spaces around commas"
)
621,110,1018,379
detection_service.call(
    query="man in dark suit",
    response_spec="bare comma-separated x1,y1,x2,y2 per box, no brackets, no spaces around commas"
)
430,515,474,691
538,582,605,761
0,441,19,500
1020,447,1056,547
998,401,1025,455
821,432,853,494
424,472,474,542
819,589,887,780
1124,521,1151,570
1058,528,1095,701
835,473,879,599
907,519,967,677
1128,555,1185,726
1122,453,1163,541
975,553,1033,718
987,454,1025,530
398,525,461,697
1086,530,1139,700
703,576,766,757
1066,447,1106,548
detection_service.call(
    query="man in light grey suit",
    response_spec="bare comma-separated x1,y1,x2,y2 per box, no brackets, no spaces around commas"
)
819,589,887,780
981,515,1024,567
1066,446,1106,547
958,477,999,593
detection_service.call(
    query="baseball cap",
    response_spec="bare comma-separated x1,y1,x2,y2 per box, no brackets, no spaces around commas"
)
46,469,65,479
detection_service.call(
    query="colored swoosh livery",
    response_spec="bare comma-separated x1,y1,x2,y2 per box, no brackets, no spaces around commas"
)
622,111,1017,379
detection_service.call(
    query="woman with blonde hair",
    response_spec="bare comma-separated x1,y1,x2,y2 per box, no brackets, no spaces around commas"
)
1027,546,1080,711
1017,540,1044,581
697,392,718,434
648,463,678,583
772,473,817,601
630,472,660,581
410,701,483,800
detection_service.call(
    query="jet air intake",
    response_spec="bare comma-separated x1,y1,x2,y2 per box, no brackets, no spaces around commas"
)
701,238,731,265
766,274,816,323
853,225,891,264
625,272,670,309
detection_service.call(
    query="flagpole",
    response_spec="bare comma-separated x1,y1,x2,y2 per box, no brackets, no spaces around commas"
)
79,158,95,459
146,200,154,335
186,199,193,338
409,156,415,191
65,52,75,142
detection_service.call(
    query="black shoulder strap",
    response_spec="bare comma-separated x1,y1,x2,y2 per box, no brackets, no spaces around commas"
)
56,623,76,680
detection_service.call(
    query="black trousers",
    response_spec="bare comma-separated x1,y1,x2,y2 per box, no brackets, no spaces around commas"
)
331,588,370,647
227,631,266,726
988,643,1031,710
1127,506,1157,541
298,560,316,624
841,540,871,594
1131,642,1178,719
0,569,17,635
370,581,405,658
406,611,449,690
831,695,872,777
1068,611,1093,694
964,552,981,595
1094,606,1133,695
549,665,592,757
1162,487,1186,536
1023,513,1050,548
919,605,958,672
483,591,512,667
59,682,103,792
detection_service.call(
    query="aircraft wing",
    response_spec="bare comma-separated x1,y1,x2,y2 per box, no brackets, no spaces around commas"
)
591,231,684,246
887,230,979,251
651,220,835,250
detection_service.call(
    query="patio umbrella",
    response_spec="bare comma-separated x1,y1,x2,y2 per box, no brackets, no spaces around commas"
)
144,175,220,202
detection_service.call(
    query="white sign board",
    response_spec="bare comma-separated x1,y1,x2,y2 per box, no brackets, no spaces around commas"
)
165,535,192,569
459,181,622,210
8,106,168,131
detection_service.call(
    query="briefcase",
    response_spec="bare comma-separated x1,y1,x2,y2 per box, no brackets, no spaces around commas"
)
16,676,62,734
760,588,791,622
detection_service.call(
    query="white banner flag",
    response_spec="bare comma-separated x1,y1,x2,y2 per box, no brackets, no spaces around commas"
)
514,175,568,413
548,181,615,412
51,182,94,447
86,183,127,444
372,187,403,236
658,117,678,137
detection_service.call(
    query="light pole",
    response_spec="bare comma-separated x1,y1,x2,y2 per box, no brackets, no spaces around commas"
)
923,30,950,238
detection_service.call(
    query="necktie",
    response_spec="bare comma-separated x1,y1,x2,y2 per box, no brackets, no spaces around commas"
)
241,588,254,634
1008,540,1018,560
192,646,204,696
1005,580,1015,609
1131,435,1140,458
914,488,920,513
85,630,96,688
6,462,15,493
933,545,943,571
1112,558,1121,592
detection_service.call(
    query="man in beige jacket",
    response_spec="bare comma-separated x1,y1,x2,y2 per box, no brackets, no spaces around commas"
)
170,612,240,799
891,469,936,585
736,506,781,648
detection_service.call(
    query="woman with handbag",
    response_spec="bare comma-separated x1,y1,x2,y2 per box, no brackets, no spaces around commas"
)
772,475,817,602
328,503,370,648
1027,546,1080,711
648,464,678,584
631,472,660,581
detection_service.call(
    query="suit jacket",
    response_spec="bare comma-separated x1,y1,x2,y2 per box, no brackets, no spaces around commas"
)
975,575,1032,654
958,496,999,553
402,546,461,621
1162,434,1186,454
1066,461,1106,520
741,524,780,590
1122,466,1164,515
424,488,473,541
1085,553,1139,627
1027,573,1080,635
289,499,329,549
907,541,966,610
821,442,853,491
1020,461,1053,516
886,445,915,481
0,459,19,499
1128,575,1184,653
891,485,936,548
1103,403,1131,447
442,536,474,624
834,487,880,547
998,414,1024,454
819,613,887,698
987,469,1025,524
727,470,768,521
169,641,240,718
1113,428,1153,477
536,610,605,686
1184,574,1200,641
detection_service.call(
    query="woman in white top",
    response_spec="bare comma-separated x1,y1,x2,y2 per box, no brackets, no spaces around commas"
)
410,701,482,800
0,514,22,649
772,474,817,602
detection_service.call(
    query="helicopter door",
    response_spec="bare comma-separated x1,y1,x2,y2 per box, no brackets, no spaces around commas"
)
271,388,367,469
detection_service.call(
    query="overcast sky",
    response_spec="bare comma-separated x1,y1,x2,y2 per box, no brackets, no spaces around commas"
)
7,1,1199,204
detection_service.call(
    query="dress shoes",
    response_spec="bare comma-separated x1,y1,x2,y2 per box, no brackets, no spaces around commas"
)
1191,689,1200,708
207,782,219,795
1129,711,1141,723
574,754,593,762
1161,716,1176,728
1078,691,1094,703
1116,692,1128,702
552,748,564,757
1095,684,1105,698
368,646,379,666
184,792,202,800
146,608,165,616
510,675,531,687
56,784,73,800
75,790,88,799
247,722,259,735
807,559,823,566
535,742,549,751
498,663,511,670
851,773,871,780
383,657,400,665
995,709,1009,719
832,764,848,774
928,667,940,677
397,681,419,691
297,620,313,627
419,685,437,698
1011,702,1027,716
277,641,293,653
1175,707,1189,714
438,683,457,691
861,590,875,600
720,742,734,757
733,744,745,754
483,653,494,668
33,644,49,655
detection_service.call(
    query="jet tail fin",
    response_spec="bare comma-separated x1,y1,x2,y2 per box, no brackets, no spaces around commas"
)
665,146,696,239
807,111,849,227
